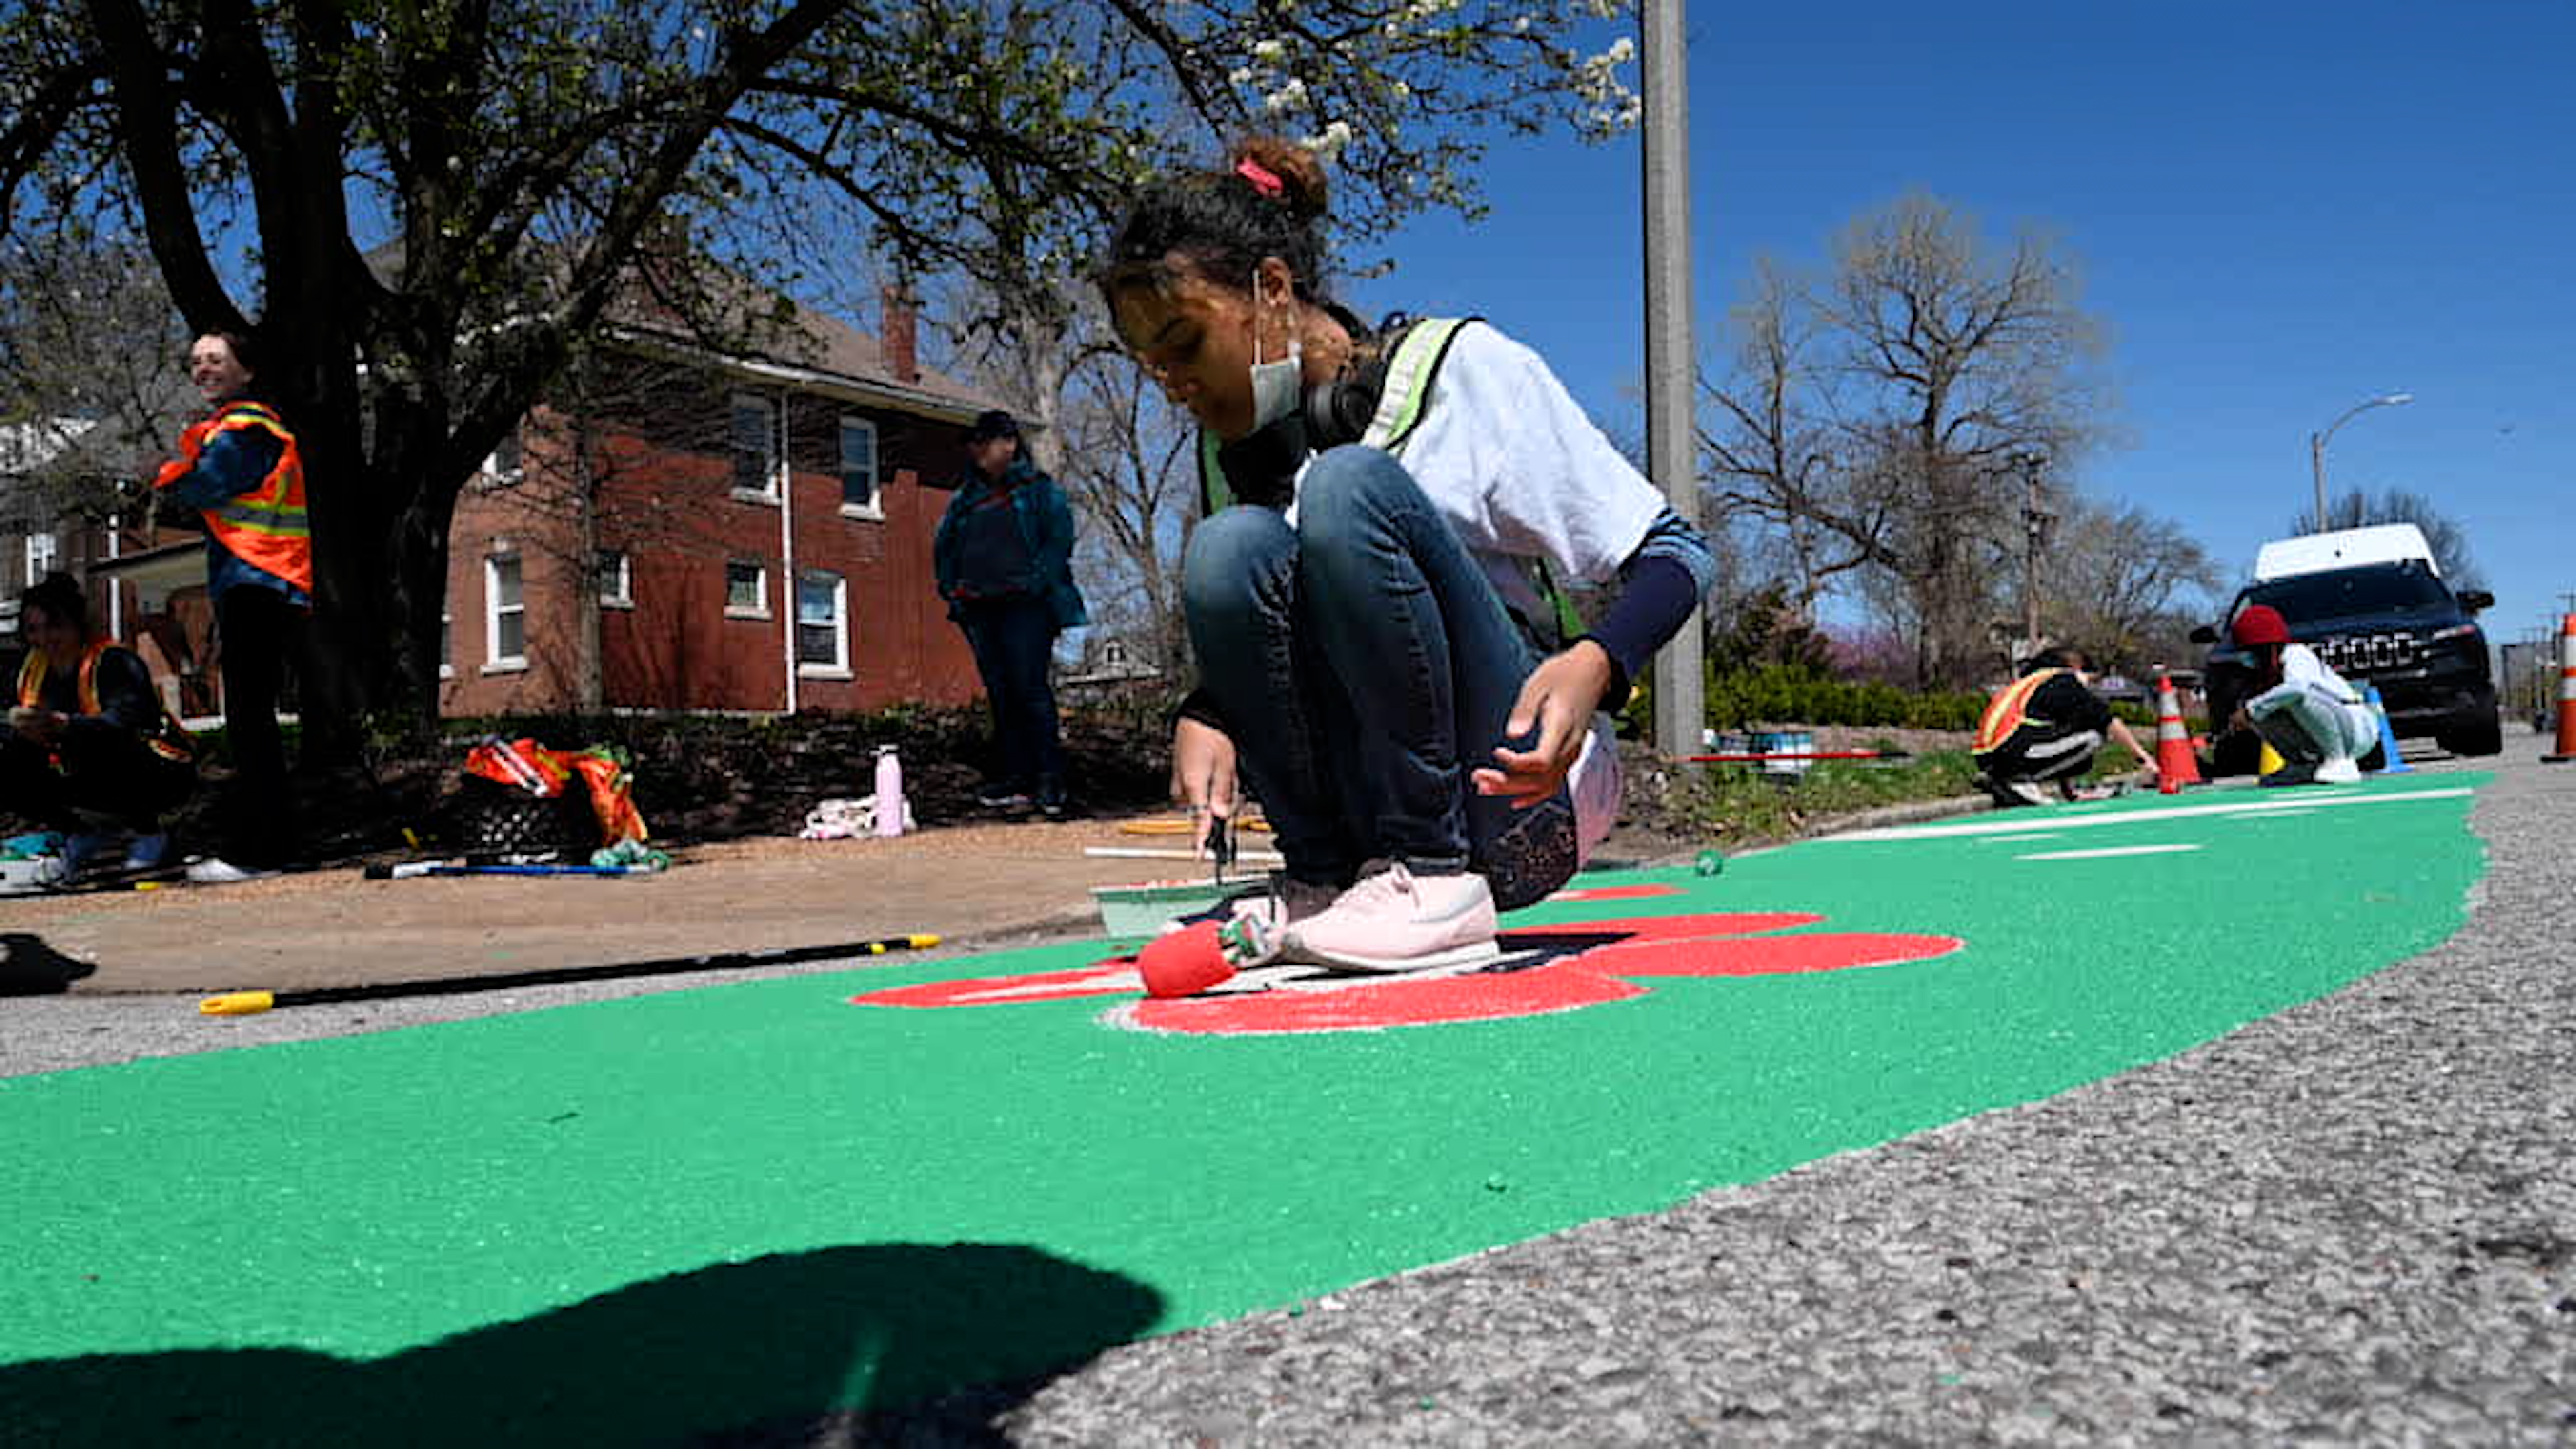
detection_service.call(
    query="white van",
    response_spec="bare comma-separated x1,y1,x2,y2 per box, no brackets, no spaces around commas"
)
2253,523,2437,582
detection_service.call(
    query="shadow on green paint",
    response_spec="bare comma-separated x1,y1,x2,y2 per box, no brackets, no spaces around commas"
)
0,1242,1163,1446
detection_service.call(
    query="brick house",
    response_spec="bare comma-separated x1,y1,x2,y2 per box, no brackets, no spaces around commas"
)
1,418,216,719
440,291,1002,717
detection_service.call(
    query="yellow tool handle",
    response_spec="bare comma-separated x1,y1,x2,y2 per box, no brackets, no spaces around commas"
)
199,991,276,1017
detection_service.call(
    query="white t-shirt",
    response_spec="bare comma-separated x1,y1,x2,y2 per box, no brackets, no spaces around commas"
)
1290,321,1669,858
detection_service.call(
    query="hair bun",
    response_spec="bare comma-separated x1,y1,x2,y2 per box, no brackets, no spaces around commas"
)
1229,137,1328,220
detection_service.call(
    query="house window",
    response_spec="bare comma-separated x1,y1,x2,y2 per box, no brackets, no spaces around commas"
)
724,559,769,618
838,417,879,517
440,610,453,679
596,549,633,608
484,553,526,670
731,393,777,501
480,428,524,487
796,570,847,674
24,531,57,584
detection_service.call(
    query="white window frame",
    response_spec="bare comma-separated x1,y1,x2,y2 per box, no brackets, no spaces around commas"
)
482,551,527,674
439,609,454,680
724,559,771,619
24,531,58,584
836,415,882,521
596,549,633,610
794,569,850,678
729,392,780,505
478,427,524,488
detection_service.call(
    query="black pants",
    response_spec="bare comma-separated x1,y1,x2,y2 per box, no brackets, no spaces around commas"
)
1976,724,2104,786
0,727,193,834
214,586,312,866
956,597,1065,799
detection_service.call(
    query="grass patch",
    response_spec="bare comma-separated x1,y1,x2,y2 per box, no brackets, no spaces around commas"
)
1660,747,1982,849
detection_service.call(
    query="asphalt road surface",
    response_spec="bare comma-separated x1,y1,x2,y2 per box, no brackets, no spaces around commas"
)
6,749,2567,1446
875,750,2573,1446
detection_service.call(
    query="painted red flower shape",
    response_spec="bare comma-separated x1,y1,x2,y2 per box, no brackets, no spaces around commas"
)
849,908,1962,1037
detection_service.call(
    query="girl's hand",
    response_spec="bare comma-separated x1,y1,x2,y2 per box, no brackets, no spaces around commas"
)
1472,641,1615,808
9,706,64,743
1170,716,1239,857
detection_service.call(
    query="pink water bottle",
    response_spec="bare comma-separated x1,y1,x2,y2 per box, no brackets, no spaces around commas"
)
873,745,906,837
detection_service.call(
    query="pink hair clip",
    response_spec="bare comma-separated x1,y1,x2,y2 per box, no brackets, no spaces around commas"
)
1234,157,1285,199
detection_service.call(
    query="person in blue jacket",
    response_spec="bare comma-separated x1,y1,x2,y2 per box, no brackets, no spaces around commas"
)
933,410,1088,816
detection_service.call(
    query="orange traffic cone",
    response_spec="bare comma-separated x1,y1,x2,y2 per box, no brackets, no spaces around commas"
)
2546,614,2576,765
2153,672,2204,793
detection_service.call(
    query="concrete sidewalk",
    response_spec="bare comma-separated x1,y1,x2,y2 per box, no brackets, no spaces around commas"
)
0,794,2000,998
0,817,1254,996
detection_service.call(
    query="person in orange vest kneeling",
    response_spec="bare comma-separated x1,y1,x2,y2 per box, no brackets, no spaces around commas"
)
1972,647,2158,808
1,574,197,876
150,329,314,883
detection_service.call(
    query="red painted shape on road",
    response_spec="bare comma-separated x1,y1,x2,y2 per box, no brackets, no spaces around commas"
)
851,908,1964,1036
1549,883,1684,902
1601,931,1965,977
1126,963,1650,1034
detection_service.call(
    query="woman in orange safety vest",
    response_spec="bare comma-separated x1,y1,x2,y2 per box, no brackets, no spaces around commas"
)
149,329,313,881
1,574,196,873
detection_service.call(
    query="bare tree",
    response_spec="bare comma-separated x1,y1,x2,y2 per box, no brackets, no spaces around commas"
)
1701,194,2114,688
2288,486,2485,588
2041,495,2222,676
1699,257,1886,619
1052,325,1197,676
1818,195,2112,686
0,229,191,523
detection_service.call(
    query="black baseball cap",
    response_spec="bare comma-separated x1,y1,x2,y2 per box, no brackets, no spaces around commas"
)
966,409,1020,441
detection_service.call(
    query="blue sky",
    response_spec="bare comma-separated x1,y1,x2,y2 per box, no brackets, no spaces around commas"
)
1344,1,2573,657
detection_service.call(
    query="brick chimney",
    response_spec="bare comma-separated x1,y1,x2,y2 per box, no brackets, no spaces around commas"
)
881,284,919,386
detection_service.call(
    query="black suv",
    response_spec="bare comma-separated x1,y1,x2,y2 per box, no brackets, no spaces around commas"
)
2191,559,2500,773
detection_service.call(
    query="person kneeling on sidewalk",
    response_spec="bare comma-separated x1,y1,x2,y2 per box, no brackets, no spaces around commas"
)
0,574,197,874
1972,647,2157,808
2224,604,2377,786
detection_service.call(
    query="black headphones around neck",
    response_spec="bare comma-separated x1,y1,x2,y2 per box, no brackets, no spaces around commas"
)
1297,310,1415,450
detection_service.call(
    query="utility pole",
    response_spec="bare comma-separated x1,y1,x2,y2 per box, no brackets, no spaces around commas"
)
1642,0,1701,758
2017,453,2053,661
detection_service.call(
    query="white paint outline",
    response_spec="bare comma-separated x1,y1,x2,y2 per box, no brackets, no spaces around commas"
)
1827,785,2472,843
2016,843,2204,861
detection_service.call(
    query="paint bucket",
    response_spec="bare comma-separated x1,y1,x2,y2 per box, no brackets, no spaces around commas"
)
1756,729,1815,778
1707,731,1756,768
1092,878,1250,938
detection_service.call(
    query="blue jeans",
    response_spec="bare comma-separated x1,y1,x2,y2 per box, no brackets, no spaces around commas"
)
1183,446,1578,908
957,597,1065,799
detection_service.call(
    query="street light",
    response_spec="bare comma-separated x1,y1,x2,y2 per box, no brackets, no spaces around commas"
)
2308,392,2413,531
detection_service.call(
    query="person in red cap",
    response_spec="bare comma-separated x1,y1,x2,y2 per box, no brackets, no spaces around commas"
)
2226,604,2377,785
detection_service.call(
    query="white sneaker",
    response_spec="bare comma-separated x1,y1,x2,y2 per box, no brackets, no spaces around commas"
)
2313,756,2363,785
1283,862,1501,973
185,857,278,885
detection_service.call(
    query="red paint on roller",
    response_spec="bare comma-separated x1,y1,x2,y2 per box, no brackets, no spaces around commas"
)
1138,920,1238,998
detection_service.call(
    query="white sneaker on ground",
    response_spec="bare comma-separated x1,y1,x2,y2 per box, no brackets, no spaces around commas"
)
1988,778,2052,808
2312,756,2363,785
185,857,278,885
1283,862,1501,973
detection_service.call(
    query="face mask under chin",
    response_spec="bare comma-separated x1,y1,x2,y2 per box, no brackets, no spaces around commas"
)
1226,288,1311,508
